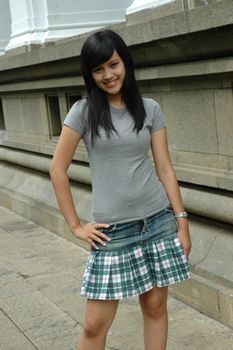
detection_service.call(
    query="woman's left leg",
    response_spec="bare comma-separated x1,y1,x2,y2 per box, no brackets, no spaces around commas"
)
139,285,168,350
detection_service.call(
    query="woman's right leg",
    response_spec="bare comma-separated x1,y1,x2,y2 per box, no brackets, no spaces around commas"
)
77,298,119,350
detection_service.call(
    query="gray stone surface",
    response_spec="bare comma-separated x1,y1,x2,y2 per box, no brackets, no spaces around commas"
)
0,309,37,350
162,89,217,154
0,205,233,350
188,0,233,32
214,89,233,157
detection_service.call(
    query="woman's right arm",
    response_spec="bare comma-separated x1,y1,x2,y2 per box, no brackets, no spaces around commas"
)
49,125,110,249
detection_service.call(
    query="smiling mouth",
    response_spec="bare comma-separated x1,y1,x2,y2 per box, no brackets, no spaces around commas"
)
105,80,118,88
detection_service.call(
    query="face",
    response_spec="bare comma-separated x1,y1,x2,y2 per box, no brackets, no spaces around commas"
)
91,50,126,97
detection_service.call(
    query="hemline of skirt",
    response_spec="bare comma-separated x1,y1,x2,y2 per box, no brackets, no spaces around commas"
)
80,273,192,300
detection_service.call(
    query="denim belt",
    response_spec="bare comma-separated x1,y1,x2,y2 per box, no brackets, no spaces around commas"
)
92,205,178,252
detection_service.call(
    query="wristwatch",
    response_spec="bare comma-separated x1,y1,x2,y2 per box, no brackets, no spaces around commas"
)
174,211,188,218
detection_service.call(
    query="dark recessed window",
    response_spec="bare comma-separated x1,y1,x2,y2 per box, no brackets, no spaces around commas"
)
66,94,82,110
0,98,5,130
47,95,61,137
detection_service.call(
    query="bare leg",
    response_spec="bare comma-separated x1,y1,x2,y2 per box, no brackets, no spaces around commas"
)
77,298,119,350
139,286,168,350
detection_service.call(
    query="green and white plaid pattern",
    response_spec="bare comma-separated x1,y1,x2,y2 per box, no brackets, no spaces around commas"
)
81,233,191,300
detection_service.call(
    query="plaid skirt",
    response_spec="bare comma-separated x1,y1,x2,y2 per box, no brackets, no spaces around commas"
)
81,205,191,300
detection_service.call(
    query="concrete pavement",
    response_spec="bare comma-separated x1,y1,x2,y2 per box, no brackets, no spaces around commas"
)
0,205,233,350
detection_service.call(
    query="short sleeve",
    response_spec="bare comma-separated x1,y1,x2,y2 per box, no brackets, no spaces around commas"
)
63,99,87,135
150,100,166,134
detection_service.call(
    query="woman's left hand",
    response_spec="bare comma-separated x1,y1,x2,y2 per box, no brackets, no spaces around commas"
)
177,221,192,259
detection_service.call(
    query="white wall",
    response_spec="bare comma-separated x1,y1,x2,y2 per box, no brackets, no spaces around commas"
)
0,0,11,54
5,0,134,52
127,0,175,13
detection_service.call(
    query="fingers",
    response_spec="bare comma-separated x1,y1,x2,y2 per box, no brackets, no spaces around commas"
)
177,230,192,260
85,223,112,249
93,228,111,241
185,249,190,260
182,245,191,260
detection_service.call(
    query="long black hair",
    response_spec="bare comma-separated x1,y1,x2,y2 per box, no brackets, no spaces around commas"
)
80,30,146,146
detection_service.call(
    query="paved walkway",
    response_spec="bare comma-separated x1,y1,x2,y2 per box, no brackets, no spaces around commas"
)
0,205,233,350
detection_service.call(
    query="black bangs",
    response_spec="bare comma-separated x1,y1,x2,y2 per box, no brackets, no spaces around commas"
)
84,32,115,71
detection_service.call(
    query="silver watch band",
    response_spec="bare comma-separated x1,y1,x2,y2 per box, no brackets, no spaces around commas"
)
174,211,188,218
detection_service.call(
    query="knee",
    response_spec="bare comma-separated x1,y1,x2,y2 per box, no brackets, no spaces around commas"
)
141,293,167,319
83,318,107,339
144,299,167,319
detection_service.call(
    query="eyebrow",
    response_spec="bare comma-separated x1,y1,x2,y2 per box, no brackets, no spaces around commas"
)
109,59,119,64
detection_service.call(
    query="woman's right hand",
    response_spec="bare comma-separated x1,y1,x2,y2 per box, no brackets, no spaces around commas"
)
71,223,111,250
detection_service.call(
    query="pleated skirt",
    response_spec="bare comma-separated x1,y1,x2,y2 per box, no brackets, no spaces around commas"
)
81,205,191,300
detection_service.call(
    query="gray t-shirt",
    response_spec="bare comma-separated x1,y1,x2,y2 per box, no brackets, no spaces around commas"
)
63,97,170,225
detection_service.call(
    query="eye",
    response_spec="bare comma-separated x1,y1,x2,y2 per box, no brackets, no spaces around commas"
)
92,67,102,73
111,62,118,67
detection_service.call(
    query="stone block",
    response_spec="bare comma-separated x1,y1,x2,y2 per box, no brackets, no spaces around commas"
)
0,231,37,258
0,291,80,349
170,76,222,91
176,151,229,171
214,89,233,156
138,77,170,93
158,59,211,79
2,250,63,278
167,292,233,350
175,165,218,187
150,80,171,92
172,151,229,188
20,96,46,134
3,97,23,131
0,259,21,286
40,334,79,350
182,188,233,225
196,228,233,286
106,303,144,350
0,279,36,299
140,92,163,107
136,67,159,82
118,21,154,46
161,90,218,153
217,173,233,192
188,0,233,32
0,208,23,228
169,276,220,321
187,219,218,266
28,269,87,322
229,157,233,171
0,309,37,350
2,95,50,142
218,288,233,328
154,11,188,39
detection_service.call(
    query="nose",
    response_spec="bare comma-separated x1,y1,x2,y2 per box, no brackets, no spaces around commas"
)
103,68,113,80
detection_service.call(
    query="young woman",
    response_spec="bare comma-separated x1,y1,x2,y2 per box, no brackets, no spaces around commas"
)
50,29,192,350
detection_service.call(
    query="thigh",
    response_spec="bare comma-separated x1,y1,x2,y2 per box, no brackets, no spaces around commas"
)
139,286,168,316
85,298,119,330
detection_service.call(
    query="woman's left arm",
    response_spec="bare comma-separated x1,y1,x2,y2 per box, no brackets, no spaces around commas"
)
150,128,192,259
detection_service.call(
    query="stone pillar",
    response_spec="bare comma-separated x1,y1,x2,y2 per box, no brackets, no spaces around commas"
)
5,0,134,51
127,0,175,13
0,0,11,54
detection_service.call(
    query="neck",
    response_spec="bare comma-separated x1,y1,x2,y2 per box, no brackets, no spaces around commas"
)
107,93,125,108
